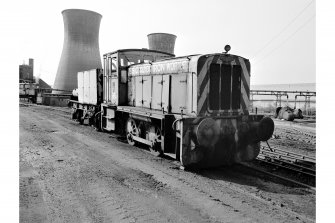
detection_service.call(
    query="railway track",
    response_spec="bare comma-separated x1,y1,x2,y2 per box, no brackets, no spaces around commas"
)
251,145,316,189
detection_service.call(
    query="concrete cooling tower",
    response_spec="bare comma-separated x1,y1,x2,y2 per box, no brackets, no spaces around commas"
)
53,9,102,93
147,33,176,55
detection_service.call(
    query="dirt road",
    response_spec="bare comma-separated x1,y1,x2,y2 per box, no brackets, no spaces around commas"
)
20,104,315,222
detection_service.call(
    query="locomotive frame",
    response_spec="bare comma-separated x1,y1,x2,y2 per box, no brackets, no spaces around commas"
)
70,47,274,168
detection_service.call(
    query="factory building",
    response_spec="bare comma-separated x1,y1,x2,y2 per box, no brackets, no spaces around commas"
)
19,59,34,83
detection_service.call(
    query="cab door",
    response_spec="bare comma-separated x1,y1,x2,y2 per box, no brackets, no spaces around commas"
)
110,57,118,105
103,55,118,104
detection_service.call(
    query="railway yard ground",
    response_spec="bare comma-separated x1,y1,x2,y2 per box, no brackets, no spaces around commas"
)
19,103,316,222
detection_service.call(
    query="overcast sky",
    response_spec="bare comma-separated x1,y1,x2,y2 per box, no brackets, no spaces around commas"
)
3,0,315,86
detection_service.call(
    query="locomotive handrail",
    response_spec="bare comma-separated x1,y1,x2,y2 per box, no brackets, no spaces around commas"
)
172,119,182,133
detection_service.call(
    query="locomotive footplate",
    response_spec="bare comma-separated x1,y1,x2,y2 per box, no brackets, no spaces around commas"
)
117,106,166,120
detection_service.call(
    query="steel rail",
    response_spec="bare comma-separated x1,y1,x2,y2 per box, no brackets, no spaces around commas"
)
260,149,314,164
261,146,315,162
256,156,315,178
258,145,316,178
240,163,315,190
259,151,316,171
260,156,315,175
255,144,316,189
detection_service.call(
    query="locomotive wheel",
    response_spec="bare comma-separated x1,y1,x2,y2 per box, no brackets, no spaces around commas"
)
149,126,163,157
94,113,102,132
78,110,84,125
71,109,78,121
126,118,139,146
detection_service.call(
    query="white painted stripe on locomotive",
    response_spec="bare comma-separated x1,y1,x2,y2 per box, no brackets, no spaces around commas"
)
197,57,214,87
197,81,209,113
238,57,250,86
241,83,250,109
192,72,197,114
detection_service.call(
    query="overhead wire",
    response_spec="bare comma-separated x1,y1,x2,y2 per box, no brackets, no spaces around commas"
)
251,0,314,59
254,14,315,65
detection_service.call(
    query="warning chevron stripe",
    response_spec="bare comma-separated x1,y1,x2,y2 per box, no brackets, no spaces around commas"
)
198,81,209,114
241,83,249,111
197,54,251,115
239,58,250,110
238,57,250,87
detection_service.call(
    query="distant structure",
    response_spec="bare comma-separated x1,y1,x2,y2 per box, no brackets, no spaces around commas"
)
147,33,176,56
34,77,51,89
53,9,102,94
19,58,34,83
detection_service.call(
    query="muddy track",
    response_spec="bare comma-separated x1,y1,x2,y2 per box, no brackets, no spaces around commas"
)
20,105,315,222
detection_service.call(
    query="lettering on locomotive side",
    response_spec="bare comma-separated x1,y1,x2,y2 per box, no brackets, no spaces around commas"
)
129,60,189,76
152,61,189,74
139,65,151,74
128,67,138,76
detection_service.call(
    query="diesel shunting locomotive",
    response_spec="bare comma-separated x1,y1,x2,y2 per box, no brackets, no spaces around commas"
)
70,44,274,168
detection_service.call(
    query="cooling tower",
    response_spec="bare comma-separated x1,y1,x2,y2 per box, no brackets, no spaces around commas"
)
147,33,176,55
53,9,102,93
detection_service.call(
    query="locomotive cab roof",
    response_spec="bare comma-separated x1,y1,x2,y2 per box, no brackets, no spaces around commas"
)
103,48,174,57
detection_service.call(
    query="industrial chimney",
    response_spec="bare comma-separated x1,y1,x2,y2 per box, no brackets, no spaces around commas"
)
147,33,176,56
29,58,34,76
53,9,102,93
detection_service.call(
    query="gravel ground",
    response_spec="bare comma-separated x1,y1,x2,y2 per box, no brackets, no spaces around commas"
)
19,104,315,222
267,119,316,158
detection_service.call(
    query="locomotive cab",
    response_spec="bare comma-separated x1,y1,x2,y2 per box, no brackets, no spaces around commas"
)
100,49,174,131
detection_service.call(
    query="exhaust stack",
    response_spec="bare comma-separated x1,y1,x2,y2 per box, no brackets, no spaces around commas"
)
53,9,102,93
147,33,176,56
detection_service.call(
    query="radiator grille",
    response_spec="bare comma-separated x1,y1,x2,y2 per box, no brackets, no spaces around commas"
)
209,64,241,111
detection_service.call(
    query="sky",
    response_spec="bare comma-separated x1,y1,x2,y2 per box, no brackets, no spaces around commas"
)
2,0,315,86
